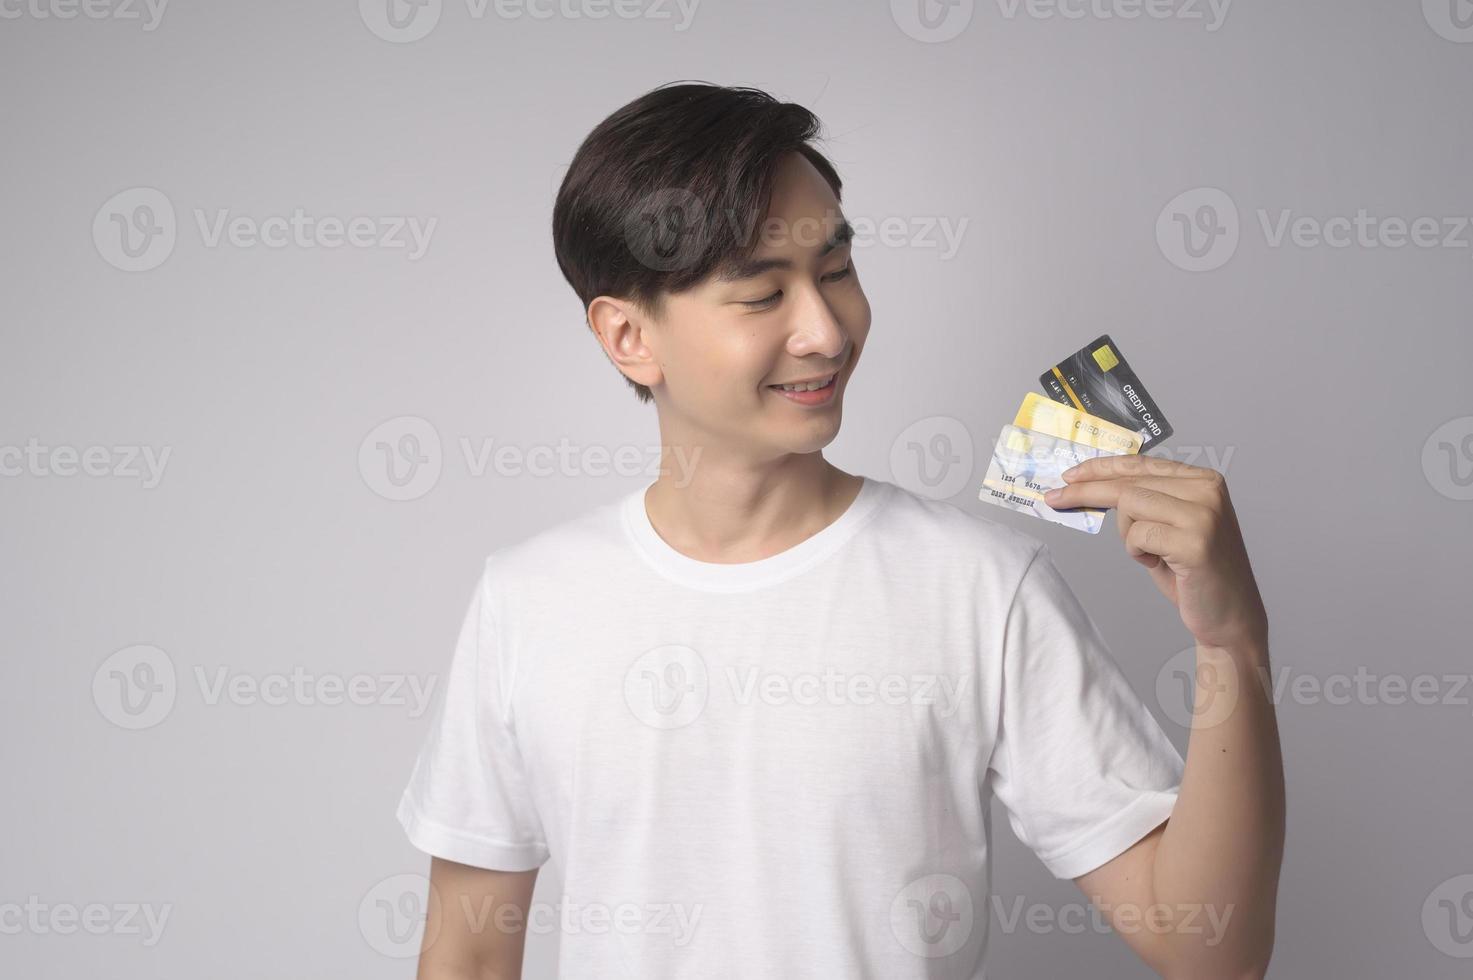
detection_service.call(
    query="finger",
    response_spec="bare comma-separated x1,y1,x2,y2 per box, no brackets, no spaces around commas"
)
1046,481,1207,527
1061,454,1218,484
1124,518,1205,565
1113,505,1163,567
1116,505,1136,551
1046,475,1212,511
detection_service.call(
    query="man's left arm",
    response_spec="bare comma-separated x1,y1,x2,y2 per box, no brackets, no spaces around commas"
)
1043,455,1286,980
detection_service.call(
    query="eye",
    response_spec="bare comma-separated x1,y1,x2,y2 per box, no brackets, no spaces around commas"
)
740,265,853,310
741,290,781,309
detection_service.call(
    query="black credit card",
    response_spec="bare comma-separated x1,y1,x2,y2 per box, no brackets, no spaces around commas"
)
1039,335,1173,448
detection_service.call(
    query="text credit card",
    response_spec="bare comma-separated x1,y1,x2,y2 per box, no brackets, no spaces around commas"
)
1040,334,1173,447
1014,392,1143,455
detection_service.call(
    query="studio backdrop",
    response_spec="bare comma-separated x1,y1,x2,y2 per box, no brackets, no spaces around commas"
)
3,1,1471,977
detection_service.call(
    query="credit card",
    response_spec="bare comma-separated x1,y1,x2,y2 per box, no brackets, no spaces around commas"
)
978,425,1120,533
1040,335,1173,447
1013,392,1143,455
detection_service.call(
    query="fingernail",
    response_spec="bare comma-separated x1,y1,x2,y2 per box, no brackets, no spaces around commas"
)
1044,488,1062,503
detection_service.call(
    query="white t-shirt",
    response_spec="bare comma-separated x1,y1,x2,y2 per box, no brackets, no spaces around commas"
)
396,474,1183,978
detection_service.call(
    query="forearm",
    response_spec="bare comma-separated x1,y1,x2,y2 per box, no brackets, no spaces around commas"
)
1151,637,1285,977
417,932,527,980
416,859,536,980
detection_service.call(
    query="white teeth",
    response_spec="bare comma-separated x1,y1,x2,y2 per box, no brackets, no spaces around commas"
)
776,375,833,392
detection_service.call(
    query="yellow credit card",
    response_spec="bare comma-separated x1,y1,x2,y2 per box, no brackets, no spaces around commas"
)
1012,392,1142,455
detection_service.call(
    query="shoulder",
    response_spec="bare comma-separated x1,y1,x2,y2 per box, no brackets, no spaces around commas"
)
473,493,632,603
862,477,1055,615
874,477,1046,573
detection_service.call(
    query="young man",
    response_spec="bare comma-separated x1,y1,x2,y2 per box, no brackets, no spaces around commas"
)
395,82,1285,979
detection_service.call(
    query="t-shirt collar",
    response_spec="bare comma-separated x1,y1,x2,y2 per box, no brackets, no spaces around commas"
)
621,475,892,593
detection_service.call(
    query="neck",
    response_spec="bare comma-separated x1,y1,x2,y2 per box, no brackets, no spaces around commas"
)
643,447,863,564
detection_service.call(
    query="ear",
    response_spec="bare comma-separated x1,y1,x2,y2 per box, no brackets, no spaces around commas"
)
588,295,663,391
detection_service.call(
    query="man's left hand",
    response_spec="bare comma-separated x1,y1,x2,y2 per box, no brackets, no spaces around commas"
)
1044,455,1268,651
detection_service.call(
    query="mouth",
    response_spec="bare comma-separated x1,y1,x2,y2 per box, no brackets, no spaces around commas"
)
766,372,839,406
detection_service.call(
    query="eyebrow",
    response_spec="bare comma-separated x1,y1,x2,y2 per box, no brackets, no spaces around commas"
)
714,219,855,283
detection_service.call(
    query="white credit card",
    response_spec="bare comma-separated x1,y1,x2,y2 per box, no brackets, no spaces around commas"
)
978,424,1122,534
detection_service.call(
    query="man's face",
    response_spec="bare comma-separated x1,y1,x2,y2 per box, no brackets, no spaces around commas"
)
642,151,871,458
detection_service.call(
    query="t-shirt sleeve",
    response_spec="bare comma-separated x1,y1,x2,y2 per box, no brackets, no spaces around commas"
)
395,562,550,872
987,545,1184,881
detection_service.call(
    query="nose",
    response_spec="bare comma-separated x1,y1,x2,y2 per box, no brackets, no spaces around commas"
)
785,283,849,361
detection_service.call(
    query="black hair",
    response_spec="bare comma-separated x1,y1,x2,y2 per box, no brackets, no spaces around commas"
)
552,81,843,403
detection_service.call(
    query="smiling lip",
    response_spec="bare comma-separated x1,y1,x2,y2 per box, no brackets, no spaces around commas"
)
768,372,838,406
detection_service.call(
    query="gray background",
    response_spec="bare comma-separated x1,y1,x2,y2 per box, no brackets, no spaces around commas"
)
3,0,1472,976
